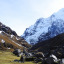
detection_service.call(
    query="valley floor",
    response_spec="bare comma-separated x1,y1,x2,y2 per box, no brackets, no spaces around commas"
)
0,51,34,64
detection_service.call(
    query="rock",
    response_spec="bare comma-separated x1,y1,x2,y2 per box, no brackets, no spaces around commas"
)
20,55,24,63
13,49,21,57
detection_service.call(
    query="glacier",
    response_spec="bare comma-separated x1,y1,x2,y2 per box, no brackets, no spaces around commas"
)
22,8,64,44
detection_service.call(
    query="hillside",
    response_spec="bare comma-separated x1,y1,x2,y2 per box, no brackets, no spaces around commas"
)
0,51,34,64
0,22,31,51
30,33,64,53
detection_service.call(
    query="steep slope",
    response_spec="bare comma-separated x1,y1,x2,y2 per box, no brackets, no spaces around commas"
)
0,22,17,36
22,8,64,44
30,33,64,53
0,22,31,51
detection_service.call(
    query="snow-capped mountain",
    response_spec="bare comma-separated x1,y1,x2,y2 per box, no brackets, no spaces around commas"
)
22,8,64,44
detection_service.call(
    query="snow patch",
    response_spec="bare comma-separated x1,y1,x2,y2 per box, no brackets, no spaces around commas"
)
0,31,2,34
16,37,20,40
7,48,11,49
1,39,5,43
11,35,14,38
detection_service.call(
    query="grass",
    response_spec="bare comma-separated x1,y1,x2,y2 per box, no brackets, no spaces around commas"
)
0,51,34,64
0,34,23,49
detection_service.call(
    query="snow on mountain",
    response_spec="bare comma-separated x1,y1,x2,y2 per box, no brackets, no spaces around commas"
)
22,8,64,44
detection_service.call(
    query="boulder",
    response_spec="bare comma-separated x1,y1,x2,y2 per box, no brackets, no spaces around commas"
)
13,49,21,57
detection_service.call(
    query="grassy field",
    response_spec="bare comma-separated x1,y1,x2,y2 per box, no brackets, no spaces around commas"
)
0,51,34,64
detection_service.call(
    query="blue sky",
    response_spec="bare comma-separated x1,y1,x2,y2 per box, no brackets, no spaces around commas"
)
0,0,64,35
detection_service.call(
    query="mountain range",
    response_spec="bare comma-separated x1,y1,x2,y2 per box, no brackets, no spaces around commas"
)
22,8,64,44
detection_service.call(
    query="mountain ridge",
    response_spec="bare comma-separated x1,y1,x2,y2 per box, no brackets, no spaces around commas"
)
22,8,64,44
0,22,31,51
30,33,64,53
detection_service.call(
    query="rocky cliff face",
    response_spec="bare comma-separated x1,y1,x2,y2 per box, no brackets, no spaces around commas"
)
22,8,64,44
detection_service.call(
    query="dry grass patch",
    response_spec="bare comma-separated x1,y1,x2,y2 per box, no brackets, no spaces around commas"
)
0,51,34,64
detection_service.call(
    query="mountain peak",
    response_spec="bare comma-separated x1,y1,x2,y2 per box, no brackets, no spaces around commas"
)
22,8,64,44
58,8,64,12
53,8,64,20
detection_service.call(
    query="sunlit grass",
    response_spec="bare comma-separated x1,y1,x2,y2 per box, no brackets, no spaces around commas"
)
0,51,34,64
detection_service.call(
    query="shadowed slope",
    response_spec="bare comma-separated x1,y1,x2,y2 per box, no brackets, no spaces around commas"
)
31,33,64,53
